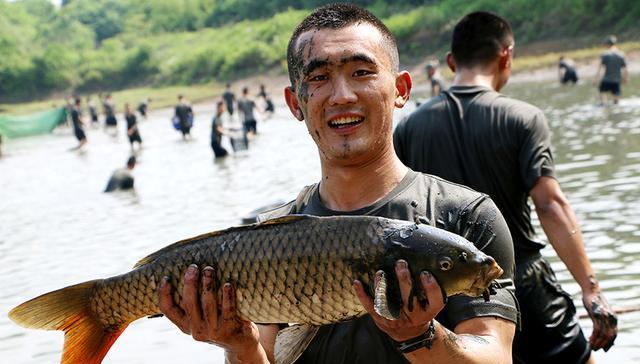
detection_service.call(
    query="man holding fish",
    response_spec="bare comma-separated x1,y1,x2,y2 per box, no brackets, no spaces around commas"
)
159,4,518,364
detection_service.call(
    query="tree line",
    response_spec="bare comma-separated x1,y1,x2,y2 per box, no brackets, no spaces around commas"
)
0,0,637,102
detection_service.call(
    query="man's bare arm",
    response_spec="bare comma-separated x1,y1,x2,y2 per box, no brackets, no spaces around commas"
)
530,176,617,350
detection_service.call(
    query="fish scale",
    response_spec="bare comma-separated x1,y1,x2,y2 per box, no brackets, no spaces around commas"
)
9,214,502,364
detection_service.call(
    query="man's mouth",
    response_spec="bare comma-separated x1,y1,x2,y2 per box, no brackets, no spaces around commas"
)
328,116,364,129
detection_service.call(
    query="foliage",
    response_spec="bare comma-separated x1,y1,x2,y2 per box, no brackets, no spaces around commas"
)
0,0,638,103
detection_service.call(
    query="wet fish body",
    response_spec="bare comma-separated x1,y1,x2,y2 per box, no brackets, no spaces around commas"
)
9,214,502,363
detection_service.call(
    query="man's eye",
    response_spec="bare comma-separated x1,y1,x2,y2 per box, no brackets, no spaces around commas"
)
309,75,327,82
353,69,373,77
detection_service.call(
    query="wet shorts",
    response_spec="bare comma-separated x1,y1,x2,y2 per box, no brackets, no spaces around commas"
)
599,80,621,95
513,256,591,364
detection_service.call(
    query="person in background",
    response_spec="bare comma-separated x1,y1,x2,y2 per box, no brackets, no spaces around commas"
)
223,83,236,116
103,94,118,136
158,4,518,364
125,103,142,152
211,100,229,159
87,95,99,127
558,56,579,85
70,97,87,151
174,95,194,140
595,35,628,105
137,98,150,120
258,84,275,118
394,11,618,364
426,60,445,97
237,86,258,137
104,155,136,192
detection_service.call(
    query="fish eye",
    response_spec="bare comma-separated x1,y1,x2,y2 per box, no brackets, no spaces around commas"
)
459,252,468,262
439,257,453,271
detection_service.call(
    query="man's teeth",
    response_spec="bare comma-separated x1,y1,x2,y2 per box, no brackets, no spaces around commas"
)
330,117,362,126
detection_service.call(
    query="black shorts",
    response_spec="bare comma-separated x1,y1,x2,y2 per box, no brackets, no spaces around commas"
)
244,119,257,134
513,256,590,364
599,80,621,95
105,115,117,126
128,132,142,144
74,128,86,141
561,70,578,84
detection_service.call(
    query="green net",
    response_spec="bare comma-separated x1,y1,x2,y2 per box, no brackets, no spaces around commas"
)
0,107,67,139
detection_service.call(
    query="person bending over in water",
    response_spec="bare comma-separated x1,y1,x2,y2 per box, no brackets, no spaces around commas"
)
104,156,136,192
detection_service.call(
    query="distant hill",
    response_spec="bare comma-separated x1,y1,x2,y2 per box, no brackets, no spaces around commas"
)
1,0,638,102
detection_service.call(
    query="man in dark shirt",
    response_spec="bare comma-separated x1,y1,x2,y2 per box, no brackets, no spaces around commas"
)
174,94,193,140
70,97,87,150
104,156,136,192
558,56,579,85
595,35,628,105
426,60,445,97
125,103,142,151
211,100,229,158
237,86,258,136
103,94,118,136
158,4,517,364
394,11,617,364
223,83,236,115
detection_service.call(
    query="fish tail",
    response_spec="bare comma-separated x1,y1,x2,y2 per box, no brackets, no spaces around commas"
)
9,280,129,364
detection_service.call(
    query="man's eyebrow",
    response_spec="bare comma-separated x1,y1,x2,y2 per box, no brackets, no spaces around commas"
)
302,59,330,77
339,53,376,66
302,53,377,77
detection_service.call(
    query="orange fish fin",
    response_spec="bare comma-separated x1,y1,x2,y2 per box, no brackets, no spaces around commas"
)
133,215,313,268
9,279,129,364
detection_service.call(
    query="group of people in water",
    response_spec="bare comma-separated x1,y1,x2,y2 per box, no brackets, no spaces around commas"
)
62,84,274,192
65,93,148,152
557,35,628,106
423,34,629,108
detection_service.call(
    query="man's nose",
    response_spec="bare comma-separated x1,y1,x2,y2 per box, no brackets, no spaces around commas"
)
329,76,357,105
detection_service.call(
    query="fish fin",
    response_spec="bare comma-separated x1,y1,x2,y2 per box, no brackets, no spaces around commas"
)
9,280,129,364
274,324,319,364
374,271,399,320
134,215,314,268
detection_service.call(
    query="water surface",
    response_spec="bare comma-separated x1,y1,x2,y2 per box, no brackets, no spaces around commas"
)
1,76,639,362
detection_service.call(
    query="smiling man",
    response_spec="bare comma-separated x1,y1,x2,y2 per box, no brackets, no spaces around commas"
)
159,4,518,364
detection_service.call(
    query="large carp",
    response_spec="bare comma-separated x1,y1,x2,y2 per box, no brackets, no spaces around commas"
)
9,214,503,364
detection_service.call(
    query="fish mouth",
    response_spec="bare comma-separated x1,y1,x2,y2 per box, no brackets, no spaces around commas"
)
470,261,504,296
328,115,364,129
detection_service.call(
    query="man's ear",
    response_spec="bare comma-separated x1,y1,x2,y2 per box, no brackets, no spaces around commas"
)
394,71,412,108
446,52,456,73
284,86,304,121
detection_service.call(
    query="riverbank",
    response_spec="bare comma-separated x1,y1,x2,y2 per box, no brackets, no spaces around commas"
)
1,42,638,117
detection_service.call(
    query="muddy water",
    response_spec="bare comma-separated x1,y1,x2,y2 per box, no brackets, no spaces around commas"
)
1,76,639,363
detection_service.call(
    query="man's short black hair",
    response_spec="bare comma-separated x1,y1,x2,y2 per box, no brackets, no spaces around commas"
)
451,11,513,68
286,3,399,88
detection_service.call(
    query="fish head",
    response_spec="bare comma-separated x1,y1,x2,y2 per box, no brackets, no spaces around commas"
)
385,223,503,298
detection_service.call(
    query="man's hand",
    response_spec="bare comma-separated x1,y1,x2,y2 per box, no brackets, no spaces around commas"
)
158,264,261,355
353,260,445,342
582,290,618,351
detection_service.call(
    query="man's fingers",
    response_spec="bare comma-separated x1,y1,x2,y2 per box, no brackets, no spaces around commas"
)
421,271,444,314
395,260,413,312
221,283,237,322
201,266,218,330
353,279,375,314
182,264,203,323
158,276,189,333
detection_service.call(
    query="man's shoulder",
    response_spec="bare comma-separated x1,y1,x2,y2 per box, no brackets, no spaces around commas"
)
413,172,492,209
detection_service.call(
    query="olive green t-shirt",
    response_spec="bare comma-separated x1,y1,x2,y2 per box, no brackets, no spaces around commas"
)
259,170,517,364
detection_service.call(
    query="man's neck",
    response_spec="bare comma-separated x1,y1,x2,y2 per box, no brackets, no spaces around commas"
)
317,148,408,212
451,67,500,91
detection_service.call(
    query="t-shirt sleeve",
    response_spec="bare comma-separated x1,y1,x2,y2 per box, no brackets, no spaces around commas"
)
519,111,556,191
437,196,518,328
